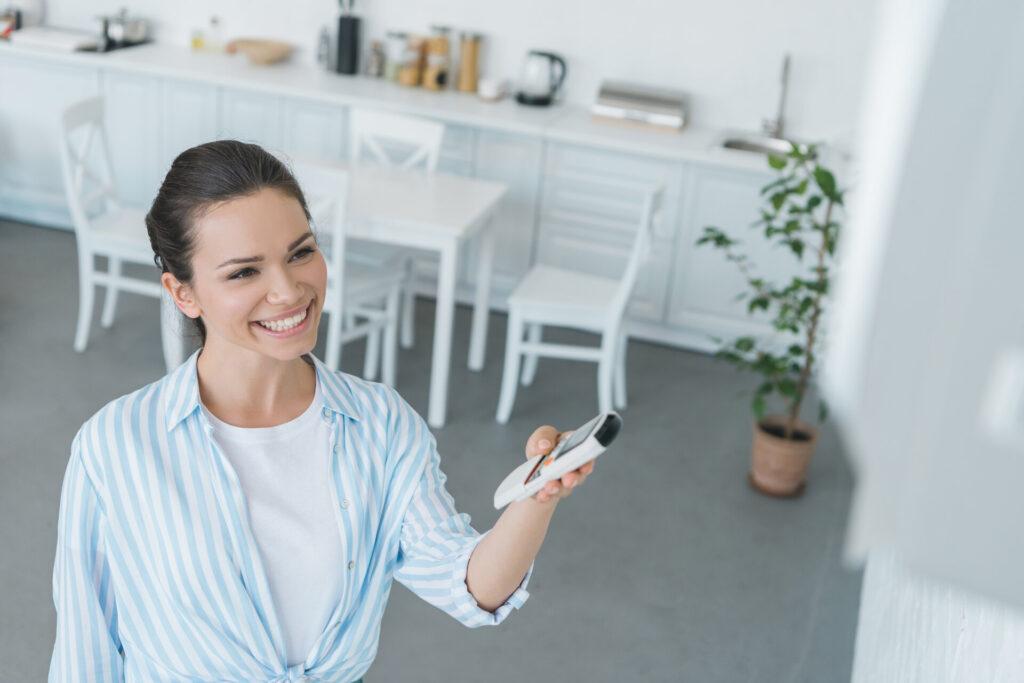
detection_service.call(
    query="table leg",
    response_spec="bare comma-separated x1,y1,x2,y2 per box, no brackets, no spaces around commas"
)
160,289,187,373
468,217,496,372
428,241,458,428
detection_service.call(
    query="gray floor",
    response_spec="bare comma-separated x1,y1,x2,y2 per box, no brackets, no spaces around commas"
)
0,219,862,682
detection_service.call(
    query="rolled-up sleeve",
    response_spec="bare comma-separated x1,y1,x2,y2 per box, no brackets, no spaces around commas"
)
49,432,124,682
390,399,533,627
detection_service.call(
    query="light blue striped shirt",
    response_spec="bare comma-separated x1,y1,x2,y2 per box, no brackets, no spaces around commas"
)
49,349,533,682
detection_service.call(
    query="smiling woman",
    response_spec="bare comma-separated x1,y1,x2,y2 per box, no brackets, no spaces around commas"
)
48,140,595,682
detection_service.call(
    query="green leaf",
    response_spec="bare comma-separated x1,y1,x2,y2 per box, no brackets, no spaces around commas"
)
752,393,766,420
770,192,786,211
813,166,838,201
777,378,797,397
768,154,787,170
735,337,756,352
748,297,770,314
786,239,805,259
787,344,803,356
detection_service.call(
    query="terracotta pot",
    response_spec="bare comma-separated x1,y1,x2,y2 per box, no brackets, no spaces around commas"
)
749,415,818,497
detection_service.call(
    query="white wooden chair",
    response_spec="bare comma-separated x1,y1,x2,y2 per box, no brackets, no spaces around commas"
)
289,158,404,385
347,107,445,351
495,184,665,423
60,96,164,353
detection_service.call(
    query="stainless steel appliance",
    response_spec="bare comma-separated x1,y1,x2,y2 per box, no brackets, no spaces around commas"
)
96,7,149,52
591,80,688,130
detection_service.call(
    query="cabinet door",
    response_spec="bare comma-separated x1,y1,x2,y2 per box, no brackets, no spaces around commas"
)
438,123,475,177
102,71,162,208
219,88,282,150
282,98,346,163
0,55,99,227
160,79,218,176
535,142,683,323
466,130,543,296
668,164,802,345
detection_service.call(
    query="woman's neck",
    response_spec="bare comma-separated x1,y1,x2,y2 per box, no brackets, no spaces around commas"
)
195,340,316,428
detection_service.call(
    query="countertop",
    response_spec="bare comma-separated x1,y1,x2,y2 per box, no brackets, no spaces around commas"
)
1,40,793,172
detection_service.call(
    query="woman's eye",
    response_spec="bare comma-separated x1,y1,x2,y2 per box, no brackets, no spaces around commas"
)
290,246,316,261
229,268,257,280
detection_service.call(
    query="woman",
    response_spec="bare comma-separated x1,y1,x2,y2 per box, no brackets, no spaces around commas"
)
49,140,595,682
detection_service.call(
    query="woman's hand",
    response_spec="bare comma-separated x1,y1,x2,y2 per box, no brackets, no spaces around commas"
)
524,425,596,505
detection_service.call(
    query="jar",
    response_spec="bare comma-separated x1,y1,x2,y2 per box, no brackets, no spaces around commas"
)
384,31,407,82
458,32,482,93
397,35,425,87
422,25,451,91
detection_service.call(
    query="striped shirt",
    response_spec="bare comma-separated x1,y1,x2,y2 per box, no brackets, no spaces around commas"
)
49,349,533,682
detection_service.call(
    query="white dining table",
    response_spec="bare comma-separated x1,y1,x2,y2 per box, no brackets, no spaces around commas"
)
160,165,508,428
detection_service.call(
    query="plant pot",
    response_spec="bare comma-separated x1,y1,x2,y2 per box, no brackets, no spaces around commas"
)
749,415,818,497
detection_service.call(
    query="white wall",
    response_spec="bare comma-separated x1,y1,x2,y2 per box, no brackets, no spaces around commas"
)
30,0,877,142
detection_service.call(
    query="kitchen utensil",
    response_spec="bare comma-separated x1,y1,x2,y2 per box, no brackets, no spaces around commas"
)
96,7,149,52
225,38,293,65
515,50,566,106
422,25,451,91
336,14,360,74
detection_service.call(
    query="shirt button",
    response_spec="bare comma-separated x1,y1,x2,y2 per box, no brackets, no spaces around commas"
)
332,443,340,454
347,560,355,570
341,499,349,509
321,407,332,421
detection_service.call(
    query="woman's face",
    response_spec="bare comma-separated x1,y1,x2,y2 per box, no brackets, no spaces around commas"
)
171,187,328,362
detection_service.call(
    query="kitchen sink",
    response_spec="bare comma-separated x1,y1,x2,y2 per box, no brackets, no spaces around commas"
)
720,135,795,157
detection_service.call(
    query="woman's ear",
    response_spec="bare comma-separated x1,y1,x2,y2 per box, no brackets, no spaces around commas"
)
161,272,202,319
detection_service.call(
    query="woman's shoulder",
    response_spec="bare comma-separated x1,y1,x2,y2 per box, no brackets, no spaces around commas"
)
74,373,174,451
311,356,424,429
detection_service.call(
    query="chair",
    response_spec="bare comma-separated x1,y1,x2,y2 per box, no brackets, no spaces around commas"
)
347,107,445,351
288,158,404,386
495,184,665,423
59,96,163,353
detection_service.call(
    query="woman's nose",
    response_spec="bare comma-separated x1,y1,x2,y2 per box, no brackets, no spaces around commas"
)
265,266,304,306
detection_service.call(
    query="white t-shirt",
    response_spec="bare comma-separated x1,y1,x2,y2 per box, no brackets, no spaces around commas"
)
201,377,344,667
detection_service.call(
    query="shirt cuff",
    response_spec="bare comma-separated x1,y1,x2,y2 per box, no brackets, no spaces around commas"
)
449,529,534,627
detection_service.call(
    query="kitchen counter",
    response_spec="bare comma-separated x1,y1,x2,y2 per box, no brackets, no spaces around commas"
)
0,40,774,172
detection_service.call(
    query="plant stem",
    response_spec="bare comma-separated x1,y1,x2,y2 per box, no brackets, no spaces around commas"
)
786,198,833,438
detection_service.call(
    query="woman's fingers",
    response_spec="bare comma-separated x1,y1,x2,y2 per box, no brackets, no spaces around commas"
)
525,425,561,458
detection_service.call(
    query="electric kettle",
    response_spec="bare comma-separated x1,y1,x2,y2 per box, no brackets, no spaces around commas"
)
515,50,567,106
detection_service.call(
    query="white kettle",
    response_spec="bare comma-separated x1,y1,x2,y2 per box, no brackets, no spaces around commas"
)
515,50,567,106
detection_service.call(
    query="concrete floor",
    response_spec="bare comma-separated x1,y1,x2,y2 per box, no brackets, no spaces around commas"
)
0,219,862,682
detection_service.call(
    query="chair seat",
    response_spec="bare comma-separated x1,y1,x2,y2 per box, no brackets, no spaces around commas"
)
507,265,618,326
89,207,152,257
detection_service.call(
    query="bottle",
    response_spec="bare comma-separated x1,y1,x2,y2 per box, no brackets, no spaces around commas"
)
317,26,331,69
365,39,385,78
384,31,407,82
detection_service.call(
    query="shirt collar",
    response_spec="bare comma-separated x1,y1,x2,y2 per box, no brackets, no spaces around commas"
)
164,349,361,432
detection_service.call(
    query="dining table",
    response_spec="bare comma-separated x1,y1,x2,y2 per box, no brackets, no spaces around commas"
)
160,164,508,429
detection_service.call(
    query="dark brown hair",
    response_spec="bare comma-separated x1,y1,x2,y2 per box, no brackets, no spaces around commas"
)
145,140,311,344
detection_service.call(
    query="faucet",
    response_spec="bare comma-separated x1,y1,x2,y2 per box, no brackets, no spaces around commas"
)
761,53,790,139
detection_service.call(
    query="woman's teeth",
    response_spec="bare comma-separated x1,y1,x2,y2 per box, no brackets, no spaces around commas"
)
257,306,308,332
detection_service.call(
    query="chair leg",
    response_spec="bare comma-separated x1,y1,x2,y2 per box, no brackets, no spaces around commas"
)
614,330,628,410
100,256,121,328
325,307,343,371
364,324,381,381
382,288,400,387
73,255,95,353
496,309,525,424
400,257,416,349
520,323,541,386
597,335,616,415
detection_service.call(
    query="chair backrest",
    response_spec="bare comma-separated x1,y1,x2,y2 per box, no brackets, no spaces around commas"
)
58,96,119,237
348,107,444,172
286,157,351,308
607,184,666,325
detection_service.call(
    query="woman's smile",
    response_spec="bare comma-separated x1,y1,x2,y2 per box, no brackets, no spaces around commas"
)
252,299,316,338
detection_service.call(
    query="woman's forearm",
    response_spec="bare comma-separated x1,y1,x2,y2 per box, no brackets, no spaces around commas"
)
465,495,558,612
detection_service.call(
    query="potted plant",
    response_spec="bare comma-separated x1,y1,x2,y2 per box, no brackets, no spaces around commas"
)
696,143,843,497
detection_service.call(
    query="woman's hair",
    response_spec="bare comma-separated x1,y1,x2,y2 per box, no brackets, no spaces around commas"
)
145,140,311,344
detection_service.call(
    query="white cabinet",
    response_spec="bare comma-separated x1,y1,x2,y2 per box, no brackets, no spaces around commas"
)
102,71,162,209
467,130,543,295
218,88,282,150
282,98,346,162
160,79,218,174
535,142,683,324
0,53,99,227
668,163,802,348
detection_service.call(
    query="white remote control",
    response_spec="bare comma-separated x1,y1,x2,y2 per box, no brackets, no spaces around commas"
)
493,412,622,509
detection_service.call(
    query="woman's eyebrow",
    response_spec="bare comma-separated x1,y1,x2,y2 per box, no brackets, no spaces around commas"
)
216,231,315,269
